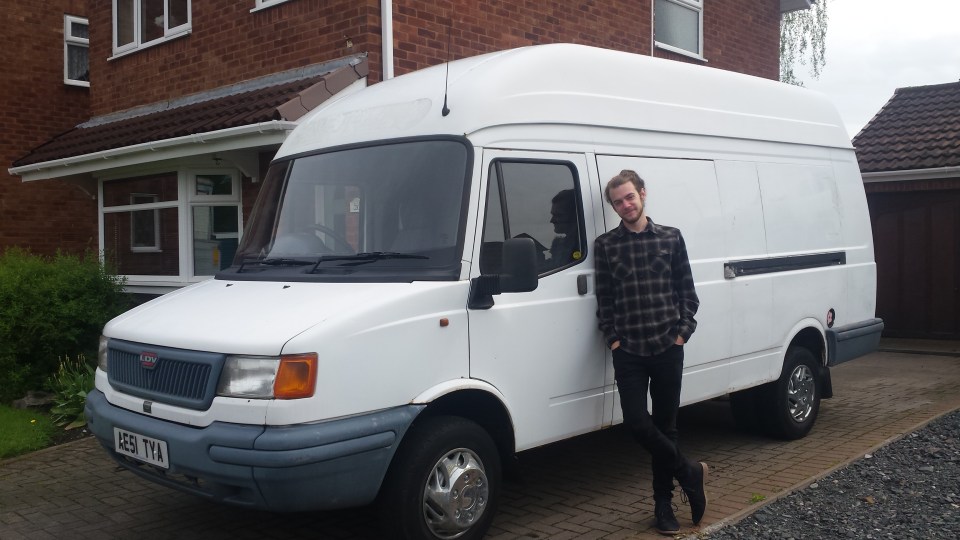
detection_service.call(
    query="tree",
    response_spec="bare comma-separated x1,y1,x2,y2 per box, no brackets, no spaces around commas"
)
780,1,829,86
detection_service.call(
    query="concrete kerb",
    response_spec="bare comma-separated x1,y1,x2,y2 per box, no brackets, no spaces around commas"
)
680,402,960,540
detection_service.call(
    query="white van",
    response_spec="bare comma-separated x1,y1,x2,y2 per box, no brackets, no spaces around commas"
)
86,44,882,539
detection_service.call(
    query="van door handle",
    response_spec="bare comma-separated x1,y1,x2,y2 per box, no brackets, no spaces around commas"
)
577,274,588,295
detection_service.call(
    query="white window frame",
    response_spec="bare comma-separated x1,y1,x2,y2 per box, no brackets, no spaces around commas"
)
251,0,292,12
128,194,163,252
99,167,242,287
654,0,705,61
111,0,192,58
64,15,89,87
188,171,242,277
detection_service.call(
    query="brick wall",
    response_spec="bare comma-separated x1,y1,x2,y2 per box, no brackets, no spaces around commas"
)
391,0,779,79
695,0,780,78
4,0,780,257
88,0,779,118
88,0,380,116
0,0,97,256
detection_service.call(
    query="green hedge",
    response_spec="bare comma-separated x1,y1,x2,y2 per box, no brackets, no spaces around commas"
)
0,248,128,403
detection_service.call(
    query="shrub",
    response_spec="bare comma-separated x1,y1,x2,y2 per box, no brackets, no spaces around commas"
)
0,248,128,403
48,354,96,429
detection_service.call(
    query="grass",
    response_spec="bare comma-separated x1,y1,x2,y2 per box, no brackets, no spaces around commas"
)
0,404,58,459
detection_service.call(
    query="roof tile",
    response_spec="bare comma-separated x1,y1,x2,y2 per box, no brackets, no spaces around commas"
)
853,81,960,173
13,57,367,168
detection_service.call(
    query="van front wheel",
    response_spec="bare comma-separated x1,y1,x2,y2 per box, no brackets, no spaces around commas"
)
761,346,821,440
379,416,501,540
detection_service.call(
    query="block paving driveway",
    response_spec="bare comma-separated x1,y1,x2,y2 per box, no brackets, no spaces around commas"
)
2,347,959,540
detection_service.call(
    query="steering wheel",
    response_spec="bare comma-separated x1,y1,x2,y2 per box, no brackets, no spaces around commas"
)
309,223,356,253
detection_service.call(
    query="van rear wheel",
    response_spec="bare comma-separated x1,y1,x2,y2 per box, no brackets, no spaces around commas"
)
379,415,501,540
760,346,821,440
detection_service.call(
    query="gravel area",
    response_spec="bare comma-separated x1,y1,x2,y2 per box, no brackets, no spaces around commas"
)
703,409,960,540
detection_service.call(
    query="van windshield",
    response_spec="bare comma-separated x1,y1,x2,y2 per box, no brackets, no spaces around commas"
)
223,138,472,282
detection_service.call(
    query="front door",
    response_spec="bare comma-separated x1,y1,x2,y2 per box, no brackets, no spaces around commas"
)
468,151,606,451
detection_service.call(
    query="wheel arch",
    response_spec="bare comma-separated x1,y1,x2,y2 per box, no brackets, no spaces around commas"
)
415,389,517,464
788,324,826,366
784,322,833,400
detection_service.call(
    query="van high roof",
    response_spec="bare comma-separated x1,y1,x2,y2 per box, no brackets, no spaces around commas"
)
278,43,851,158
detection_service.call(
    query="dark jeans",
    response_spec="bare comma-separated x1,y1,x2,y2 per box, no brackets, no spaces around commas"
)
612,344,686,501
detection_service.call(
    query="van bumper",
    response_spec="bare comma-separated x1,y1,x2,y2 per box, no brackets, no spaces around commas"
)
85,390,423,512
826,318,884,367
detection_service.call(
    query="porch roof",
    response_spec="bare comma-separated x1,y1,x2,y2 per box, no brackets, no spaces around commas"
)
10,55,368,179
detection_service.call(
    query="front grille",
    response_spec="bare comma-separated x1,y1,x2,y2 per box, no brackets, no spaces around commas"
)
107,339,225,410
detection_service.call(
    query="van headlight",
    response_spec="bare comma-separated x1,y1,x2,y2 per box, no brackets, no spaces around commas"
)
98,335,110,372
217,353,318,399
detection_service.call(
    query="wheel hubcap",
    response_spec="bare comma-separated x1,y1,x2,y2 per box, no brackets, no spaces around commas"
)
787,364,815,423
423,448,489,539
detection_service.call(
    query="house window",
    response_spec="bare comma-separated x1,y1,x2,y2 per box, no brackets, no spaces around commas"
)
103,173,179,276
130,194,161,251
113,0,191,56
101,170,241,284
252,0,291,11
191,174,241,276
654,0,704,59
64,15,89,87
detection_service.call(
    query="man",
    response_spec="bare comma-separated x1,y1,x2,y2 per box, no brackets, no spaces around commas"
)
546,189,581,270
594,169,708,535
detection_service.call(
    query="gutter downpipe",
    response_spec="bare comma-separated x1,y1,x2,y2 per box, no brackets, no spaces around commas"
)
381,0,394,80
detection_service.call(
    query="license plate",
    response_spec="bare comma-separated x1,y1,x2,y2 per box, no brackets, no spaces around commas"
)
113,427,169,469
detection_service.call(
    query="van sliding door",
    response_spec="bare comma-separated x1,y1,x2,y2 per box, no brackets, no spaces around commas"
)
595,155,732,416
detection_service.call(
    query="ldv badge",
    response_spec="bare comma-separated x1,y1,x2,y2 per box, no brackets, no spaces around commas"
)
140,352,159,369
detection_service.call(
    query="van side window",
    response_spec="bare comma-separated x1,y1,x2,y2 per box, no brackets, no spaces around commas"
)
480,161,585,276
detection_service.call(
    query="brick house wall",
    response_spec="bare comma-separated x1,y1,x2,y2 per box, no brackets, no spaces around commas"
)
391,0,779,79
8,0,781,260
88,0,780,118
0,0,97,256
86,0,380,116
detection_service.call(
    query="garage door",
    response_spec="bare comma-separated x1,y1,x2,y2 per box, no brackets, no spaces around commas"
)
868,189,960,339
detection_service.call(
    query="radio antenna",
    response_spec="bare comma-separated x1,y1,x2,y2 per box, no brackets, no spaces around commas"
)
441,23,451,117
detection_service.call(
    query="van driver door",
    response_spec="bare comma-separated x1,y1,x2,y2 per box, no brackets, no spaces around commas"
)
468,151,607,451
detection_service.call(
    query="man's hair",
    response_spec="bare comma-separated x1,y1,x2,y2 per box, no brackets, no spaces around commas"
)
551,188,575,206
604,169,645,204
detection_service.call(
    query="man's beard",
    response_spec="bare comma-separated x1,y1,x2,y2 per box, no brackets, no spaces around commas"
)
621,204,643,224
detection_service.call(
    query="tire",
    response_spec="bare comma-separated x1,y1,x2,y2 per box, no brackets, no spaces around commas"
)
379,415,501,540
759,346,821,440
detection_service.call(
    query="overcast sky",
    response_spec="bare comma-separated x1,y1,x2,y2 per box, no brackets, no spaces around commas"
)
797,0,960,139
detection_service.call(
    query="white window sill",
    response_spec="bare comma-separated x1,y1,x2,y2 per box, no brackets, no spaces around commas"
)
250,0,291,13
109,29,192,61
65,79,90,88
655,41,707,62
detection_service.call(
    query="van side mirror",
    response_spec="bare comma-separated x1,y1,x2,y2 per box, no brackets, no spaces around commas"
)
468,238,539,309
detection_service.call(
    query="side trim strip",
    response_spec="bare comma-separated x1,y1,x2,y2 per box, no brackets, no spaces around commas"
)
724,251,846,279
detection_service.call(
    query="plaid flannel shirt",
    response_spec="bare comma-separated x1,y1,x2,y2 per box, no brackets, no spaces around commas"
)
595,217,699,357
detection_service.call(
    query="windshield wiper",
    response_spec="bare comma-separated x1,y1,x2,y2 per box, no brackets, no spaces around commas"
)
236,256,313,273
307,252,429,273
259,257,314,266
